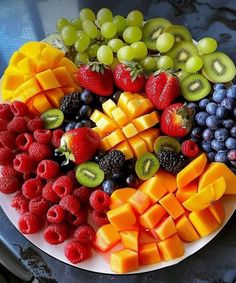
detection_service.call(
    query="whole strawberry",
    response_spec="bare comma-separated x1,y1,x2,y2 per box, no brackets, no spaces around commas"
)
161,103,194,138
58,128,100,164
77,63,113,96
146,72,180,110
113,62,146,93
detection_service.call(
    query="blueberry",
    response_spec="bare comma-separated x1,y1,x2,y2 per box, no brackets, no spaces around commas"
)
206,102,217,115
226,86,236,99
222,119,234,129
112,91,122,103
214,128,229,141
195,112,209,127
225,137,236,149
216,106,227,119
213,83,225,91
212,89,226,103
191,127,202,139
233,108,236,118
221,98,235,111
102,179,117,195
199,99,211,110
206,115,219,130
211,139,225,150
80,89,94,104
65,121,76,131
125,174,139,188
81,119,94,128
228,149,236,161
230,126,236,137
201,141,212,153
79,105,92,118
98,97,108,105
207,152,216,162
214,150,228,163
187,102,199,111
202,128,214,141
75,121,85,128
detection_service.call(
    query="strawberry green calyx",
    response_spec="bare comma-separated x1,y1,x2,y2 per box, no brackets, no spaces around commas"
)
176,104,194,130
122,61,144,81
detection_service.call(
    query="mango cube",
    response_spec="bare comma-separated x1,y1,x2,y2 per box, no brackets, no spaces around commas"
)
111,107,129,127
110,249,139,274
176,215,199,242
120,230,139,251
158,234,184,261
117,92,143,111
115,140,134,160
138,128,160,152
36,69,60,90
122,123,139,138
52,66,74,87
128,190,151,214
102,99,117,118
159,193,185,220
128,136,148,158
132,111,159,132
139,243,161,266
106,129,126,147
139,204,167,229
153,216,177,240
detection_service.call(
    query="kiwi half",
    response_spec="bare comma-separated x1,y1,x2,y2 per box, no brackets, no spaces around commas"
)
142,18,172,50
202,51,236,83
135,152,159,180
154,136,181,154
181,73,211,101
165,25,192,42
41,109,64,129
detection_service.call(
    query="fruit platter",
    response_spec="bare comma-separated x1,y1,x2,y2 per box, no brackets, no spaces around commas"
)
0,7,236,274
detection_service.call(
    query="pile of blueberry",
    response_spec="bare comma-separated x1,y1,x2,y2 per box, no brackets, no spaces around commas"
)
189,83,236,172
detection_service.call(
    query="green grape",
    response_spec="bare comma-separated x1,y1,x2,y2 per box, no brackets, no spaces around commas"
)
101,22,117,39
185,55,203,73
126,10,143,28
61,25,77,46
71,18,82,30
56,18,70,31
88,43,99,58
82,20,98,39
97,8,113,26
197,37,217,55
75,52,89,64
123,26,142,44
131,41,147,59
79,8,96,22
156,55,174,69
110,57,119,69
156,32,175,53
140,56,157,71
74,33,90,52
108,39,125,53
97,45,114,65
113,15,127,34
117,46,135,61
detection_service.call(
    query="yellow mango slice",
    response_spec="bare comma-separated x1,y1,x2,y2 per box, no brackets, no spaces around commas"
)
138,128,160,152
36,69,60,90
115,140,134,160
111,107,129,127
122,122,139,138
128,136,148,158
102,99,117,118
132,111,159,132
105,129,126,148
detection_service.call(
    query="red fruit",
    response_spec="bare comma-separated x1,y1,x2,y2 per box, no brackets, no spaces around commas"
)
22,178,43,199
10,101,29,117
0,176,21,194
77,63,113,96
161,103,194,138
66,170,78,187
44,223,69,245
0,131,16,149
37,160,60,179
27,117,44,132
42,181,60,203
60,128,100,164
0,148,14,166
89,190,110,212
146,72,180,110
0,165,21,178
0,103,13,121
7,116,28,133
73,186,91,203
90,209,109,227
34,129,52,145
0,118,8,131
29,142,52,162
64,241,91,264
51,129,64,148
73,224,95,244
11,192,29,214
181,140,200,157
53,176,73,198
23,172,37,181
16,133,34,151
29,197,49,216
13,153,36,173
47,205,66,224
113,62,146,93
67,209,87,226
59,195,80,215
18,212,42,234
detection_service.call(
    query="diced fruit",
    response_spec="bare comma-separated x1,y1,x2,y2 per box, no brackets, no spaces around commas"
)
128,136,148,158
120,230,139,251
132,111,159,132
176,180,198,203
128,190,151,214
139,204,167,229
158,234,184,261
208,200,225,224
122,123,138,138
153,216,177,240
176,215,200,242
155,169,177,193
111,107,129,127
115,140,134,160
109,188,137,209
110,249,139,274
139,243,161,266
159,193,185,220
138,128,160,152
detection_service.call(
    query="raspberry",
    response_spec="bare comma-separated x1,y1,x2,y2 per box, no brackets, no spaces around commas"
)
67,209,87,226
0,131,16,149
59,195,80,215
7,116,28,133
42,181,60,203
0,148,14,166
0,176,21,194
66,170,78,187
37,160,60,179
44,223,69,245
53,176,73,198
23,172,37,181
22,178,43,199
0,165,21,177
90,209,109,227
13,153,36,173
64,241,91,264
29,197,49,216
11,192,29,214
18,212,42,234
10,101,29,117
73,224,95,244
0,103,13,121
29,142,52,162
16,133,34,151
47,204,66,223
51,129,64,148
27,117,44,132
181,140,200,157
73,186,91,203
34,129,52,145
0,118,8,131
89,190,110,212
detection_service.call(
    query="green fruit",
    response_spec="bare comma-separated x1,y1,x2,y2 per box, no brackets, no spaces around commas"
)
135,153,160,180
154,136,181,154
41,109,64,129
75,161,104,188
181,73,211,101
165,24,192,42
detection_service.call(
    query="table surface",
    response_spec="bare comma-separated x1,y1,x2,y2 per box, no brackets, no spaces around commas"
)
0,0,236,282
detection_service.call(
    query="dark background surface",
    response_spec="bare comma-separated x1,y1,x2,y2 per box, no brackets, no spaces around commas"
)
0,0,236,282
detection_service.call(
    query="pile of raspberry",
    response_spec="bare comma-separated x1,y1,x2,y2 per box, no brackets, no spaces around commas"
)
0,101,110,264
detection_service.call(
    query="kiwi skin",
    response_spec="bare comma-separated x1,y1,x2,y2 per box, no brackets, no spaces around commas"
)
135,152,159,180
154,136,181,154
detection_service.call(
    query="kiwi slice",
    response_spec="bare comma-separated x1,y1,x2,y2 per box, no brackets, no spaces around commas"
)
41,109,64,129
142,18,172,50
202,51,236,83
154,136,181,154
135,153,160,180
181,73,211,101
166,41,198,70
165,25,192,42
76,161,104,188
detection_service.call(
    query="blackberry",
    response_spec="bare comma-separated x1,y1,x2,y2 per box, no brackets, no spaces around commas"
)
157,149,187,174
99,150,125,176
60,92,81,118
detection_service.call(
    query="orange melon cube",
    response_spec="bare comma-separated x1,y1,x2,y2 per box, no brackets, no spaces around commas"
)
109,188,136,209
139,204,167,229
138,128,160,152
115,140,134,160
52,66,74,87
45,88,64,108
110,249,139,274
120,230,139,251
128,190,151,214
128,136,148,158
155,169,177,193
36,69,60,90
139,242,161,266
107,203,137,231
153,216,177,240
176,215,200,242
208,200,225,224
159,193,185,220
32,93,52,114
176,180,198,203
158,234,184,261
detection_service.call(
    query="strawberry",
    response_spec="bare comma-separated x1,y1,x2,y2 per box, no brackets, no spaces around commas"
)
161,103,194,138
58,128,100,164
146,72,180,110
113,62,146,93
77,63,113,96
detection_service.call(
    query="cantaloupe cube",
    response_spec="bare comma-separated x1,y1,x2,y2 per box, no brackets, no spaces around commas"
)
106,129,126,147
115,140,134,160
36,69,60,90
19,77,42,100
128,136,148,158
107,203,137,231
208,200,225,224
176,215,199,242
155,169,177,193
159,193,185,220
45,88,64,108
32,93,52,113
120,231,139,251
188,208,219,237
139,242,161,265
110,249,139,273
102,99,117,118
111,107,129,127
138,128,160,152
122,123,139,138
158,234,184,261
176,180,198,203
109,188,136,209
128,190,151,214
52,66,74,87
153,216,177,240
132,111,159,132
139,204,167,229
